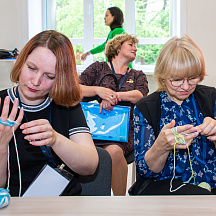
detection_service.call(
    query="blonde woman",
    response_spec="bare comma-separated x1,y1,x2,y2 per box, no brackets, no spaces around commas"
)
133,35,216,195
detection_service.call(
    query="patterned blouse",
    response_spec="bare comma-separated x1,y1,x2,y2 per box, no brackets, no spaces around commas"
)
134,91,216,188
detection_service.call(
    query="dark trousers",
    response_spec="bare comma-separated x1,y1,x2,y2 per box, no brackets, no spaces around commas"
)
140,179,216,195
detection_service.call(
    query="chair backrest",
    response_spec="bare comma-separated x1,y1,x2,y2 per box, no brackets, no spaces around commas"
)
78,147,112,196
128,168,154,195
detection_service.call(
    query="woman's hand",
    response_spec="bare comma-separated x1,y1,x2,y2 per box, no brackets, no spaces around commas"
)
20,119,58,147
0,96,23,150
81,51,90,61
155,120,198,152
145,120,198,173
196,117,216,142
80,85,120,105
96,87,119,105
99,99,114,113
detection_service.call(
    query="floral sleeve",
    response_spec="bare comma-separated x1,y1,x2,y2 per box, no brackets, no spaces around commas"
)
133,106,161,178
214,101,216,119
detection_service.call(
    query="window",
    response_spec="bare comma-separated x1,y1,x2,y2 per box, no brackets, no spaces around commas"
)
134,0,169,69
45,0,184,74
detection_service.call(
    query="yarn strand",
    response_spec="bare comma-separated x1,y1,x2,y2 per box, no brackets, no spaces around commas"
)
170,127,194,192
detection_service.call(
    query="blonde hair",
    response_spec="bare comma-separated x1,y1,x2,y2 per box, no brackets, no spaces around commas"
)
105,34,139,62
154,35,206,91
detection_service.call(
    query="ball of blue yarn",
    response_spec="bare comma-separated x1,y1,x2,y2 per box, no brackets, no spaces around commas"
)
0,189,10,208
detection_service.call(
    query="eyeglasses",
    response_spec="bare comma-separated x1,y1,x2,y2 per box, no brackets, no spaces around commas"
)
169,76,200,87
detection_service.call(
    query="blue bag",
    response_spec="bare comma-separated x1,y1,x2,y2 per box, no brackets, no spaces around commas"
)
81,102,130,142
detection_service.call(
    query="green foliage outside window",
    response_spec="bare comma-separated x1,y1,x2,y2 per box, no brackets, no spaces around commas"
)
135,0,169,38
55,0,170,65
56,0,84,38
135,0,170,65
136,44,164,65
93,0,125,38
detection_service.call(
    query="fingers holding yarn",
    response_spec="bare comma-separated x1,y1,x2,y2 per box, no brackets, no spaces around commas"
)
197,117,216,140
21,119,57,147
8,98,20,119
8,99,24,127
171,125,198,148
0,96,11,122
0,97,24,129
175,124,197,134
171,127,185,144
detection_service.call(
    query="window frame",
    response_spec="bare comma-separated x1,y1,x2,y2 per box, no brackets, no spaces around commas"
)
44,0,186,74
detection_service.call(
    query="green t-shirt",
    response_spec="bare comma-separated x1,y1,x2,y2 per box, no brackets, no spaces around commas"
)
90,27,125,55
90,27,133,68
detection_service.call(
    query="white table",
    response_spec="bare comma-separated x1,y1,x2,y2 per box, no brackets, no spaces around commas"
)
1,196,216,216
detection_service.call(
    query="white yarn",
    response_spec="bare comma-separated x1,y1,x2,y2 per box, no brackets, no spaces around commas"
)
7,124,22,197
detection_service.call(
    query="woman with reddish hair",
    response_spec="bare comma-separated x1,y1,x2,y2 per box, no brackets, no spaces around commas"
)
0,30,98,197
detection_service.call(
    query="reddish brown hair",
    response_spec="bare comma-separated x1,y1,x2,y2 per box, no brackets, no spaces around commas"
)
10,30,81,107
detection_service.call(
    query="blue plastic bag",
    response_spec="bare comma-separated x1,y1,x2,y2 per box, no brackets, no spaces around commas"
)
81,102,130,142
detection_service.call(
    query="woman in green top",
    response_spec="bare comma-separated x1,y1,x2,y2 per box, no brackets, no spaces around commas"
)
81,7,126,62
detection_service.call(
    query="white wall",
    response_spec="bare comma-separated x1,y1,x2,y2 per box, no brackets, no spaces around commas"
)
28,0,43,40
0,0,27,90
185,0,216,88
0,0,29,51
